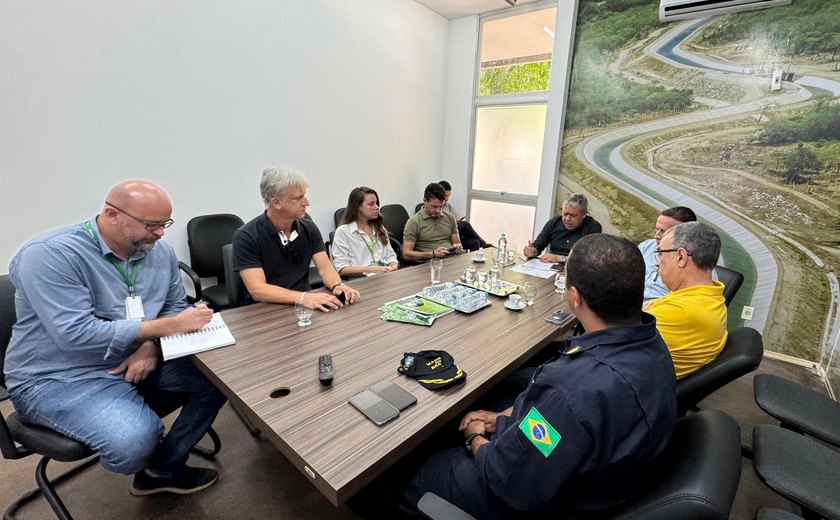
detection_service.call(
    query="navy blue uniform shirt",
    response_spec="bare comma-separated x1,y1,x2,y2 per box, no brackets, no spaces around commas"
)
455,313,677,516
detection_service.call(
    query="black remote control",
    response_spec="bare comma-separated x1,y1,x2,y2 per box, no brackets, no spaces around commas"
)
318,355,334,385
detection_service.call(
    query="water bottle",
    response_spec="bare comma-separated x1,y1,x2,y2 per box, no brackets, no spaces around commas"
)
497,233,507,265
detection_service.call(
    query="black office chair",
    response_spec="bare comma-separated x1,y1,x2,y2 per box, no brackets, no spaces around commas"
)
334,208,346,228
676,327,763,417
380,204,411,246
715,266,744,307
222,244,246,310
753,374,840,448
418,409,742,520
415,202,423,213
185,213,245,311
0,275,220,520
302,213,327,289
753,424,840,520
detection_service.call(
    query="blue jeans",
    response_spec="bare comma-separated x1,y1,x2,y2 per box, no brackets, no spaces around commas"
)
10,358,226,475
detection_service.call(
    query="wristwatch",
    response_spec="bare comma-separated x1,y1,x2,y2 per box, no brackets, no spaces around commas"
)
464,432,485,455
329,281,345,291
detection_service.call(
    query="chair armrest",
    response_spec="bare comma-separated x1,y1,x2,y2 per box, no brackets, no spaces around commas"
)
417,492,477,520
179,261,202,303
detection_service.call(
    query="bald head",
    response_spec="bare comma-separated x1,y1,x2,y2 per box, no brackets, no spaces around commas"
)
99,180,174,258
105,180,172,213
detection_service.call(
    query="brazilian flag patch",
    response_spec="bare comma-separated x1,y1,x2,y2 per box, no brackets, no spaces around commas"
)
518,407,561,458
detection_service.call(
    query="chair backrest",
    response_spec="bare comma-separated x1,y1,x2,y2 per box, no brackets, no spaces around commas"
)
676,327,763,416
187,214,244,280
380,204,410,245
0,275,16,392
222,244,246,309
604,409,742,520
415,202,423,213
334,208,346,228
715,266,744,307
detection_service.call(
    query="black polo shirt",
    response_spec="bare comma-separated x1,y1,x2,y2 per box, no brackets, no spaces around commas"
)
232,212,325,303
532,215,602,257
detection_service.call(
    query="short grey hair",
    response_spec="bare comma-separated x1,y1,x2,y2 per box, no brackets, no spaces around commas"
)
563,194,589,214
668,222,720,270
260,166,310,206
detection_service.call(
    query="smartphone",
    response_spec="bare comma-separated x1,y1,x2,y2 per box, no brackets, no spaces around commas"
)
545,310,574,326
336,291,346,304
447,246,457,254
369,379,417,411
348,389,400,426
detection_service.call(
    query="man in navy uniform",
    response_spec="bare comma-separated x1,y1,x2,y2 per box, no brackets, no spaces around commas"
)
401,234,677,518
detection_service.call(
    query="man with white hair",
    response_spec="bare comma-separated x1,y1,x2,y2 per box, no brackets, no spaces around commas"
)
233,166,359,311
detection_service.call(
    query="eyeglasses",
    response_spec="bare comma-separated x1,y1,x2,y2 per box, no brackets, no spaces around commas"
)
106,201,174,230
654,247,692,259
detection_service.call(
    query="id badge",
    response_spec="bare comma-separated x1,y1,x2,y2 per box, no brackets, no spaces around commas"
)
125,296,145,320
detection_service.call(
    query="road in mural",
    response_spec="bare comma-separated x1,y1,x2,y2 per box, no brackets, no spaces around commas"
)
558,0,840,389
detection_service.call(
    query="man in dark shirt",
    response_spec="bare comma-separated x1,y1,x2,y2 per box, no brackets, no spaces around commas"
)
233,166,359,311
400,234,677,518
524,194,602,262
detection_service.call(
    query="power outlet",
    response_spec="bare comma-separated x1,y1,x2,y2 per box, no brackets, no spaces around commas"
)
741,306,754,320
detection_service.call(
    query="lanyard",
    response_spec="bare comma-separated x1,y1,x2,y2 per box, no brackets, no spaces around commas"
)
365,231,378,266
84,220,142,296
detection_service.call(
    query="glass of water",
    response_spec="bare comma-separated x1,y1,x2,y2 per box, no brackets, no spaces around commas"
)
489,262,500,285
294,298,312,327
506,247,516,264
430,258,443,284
476,269,488,288
463,266,476,284
523,282,537,306
554,272,566,294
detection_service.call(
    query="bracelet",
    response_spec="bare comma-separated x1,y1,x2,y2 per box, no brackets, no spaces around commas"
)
329,282,345,292
431,250,435,259
464,432,485,455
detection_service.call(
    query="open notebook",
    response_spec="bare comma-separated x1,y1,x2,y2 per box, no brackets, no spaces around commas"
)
161,313,235,361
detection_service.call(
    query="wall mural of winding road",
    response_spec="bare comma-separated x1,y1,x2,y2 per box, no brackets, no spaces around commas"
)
558,3,840,391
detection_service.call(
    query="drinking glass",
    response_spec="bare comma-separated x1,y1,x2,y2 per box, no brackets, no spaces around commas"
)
295,299,312,327
489,262,500,283
476,269,488,287
523,282,537,306
463,266,476,284
506,247,516,264
554,273,566,294
430,258,443,284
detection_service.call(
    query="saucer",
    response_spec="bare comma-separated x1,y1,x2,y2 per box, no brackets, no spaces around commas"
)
472,256,486,263
504,300,526,310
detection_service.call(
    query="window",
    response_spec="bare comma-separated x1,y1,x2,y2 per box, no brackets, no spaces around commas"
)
467,3,557,250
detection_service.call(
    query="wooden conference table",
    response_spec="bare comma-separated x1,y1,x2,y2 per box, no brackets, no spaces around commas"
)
193,253,576,506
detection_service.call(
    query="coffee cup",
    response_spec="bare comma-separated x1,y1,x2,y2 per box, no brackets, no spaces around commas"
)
473,250,485,261
508,294,522,307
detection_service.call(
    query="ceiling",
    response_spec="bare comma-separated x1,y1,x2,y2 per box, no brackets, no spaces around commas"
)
414,0,542,19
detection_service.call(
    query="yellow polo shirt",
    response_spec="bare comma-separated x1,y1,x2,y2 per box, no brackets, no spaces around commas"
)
647,281,727,379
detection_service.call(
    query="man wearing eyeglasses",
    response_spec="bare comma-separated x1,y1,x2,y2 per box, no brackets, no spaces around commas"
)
233,166,359,311
643,222,727,379
6,180,227,496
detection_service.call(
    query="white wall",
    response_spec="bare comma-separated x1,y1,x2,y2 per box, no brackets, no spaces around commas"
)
440,15,479,217
0,0,449,271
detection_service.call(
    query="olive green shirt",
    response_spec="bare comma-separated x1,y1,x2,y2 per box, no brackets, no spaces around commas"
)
403,208,458,252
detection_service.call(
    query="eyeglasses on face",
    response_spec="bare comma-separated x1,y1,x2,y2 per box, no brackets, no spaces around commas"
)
106,201,174,230
654,247,692,259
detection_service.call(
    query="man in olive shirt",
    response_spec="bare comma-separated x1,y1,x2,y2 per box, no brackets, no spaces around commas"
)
402,183,465,262
525,194,602,263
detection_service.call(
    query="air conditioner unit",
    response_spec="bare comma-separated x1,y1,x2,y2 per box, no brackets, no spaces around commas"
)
660,0,791,22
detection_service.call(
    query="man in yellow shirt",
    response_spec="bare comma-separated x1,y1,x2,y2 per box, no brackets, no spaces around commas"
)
644,222,727,378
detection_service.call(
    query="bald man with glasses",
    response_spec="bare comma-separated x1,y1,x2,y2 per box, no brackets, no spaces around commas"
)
5,180,227,496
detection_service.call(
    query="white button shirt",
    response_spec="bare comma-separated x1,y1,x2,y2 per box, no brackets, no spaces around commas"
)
331,222,398,272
